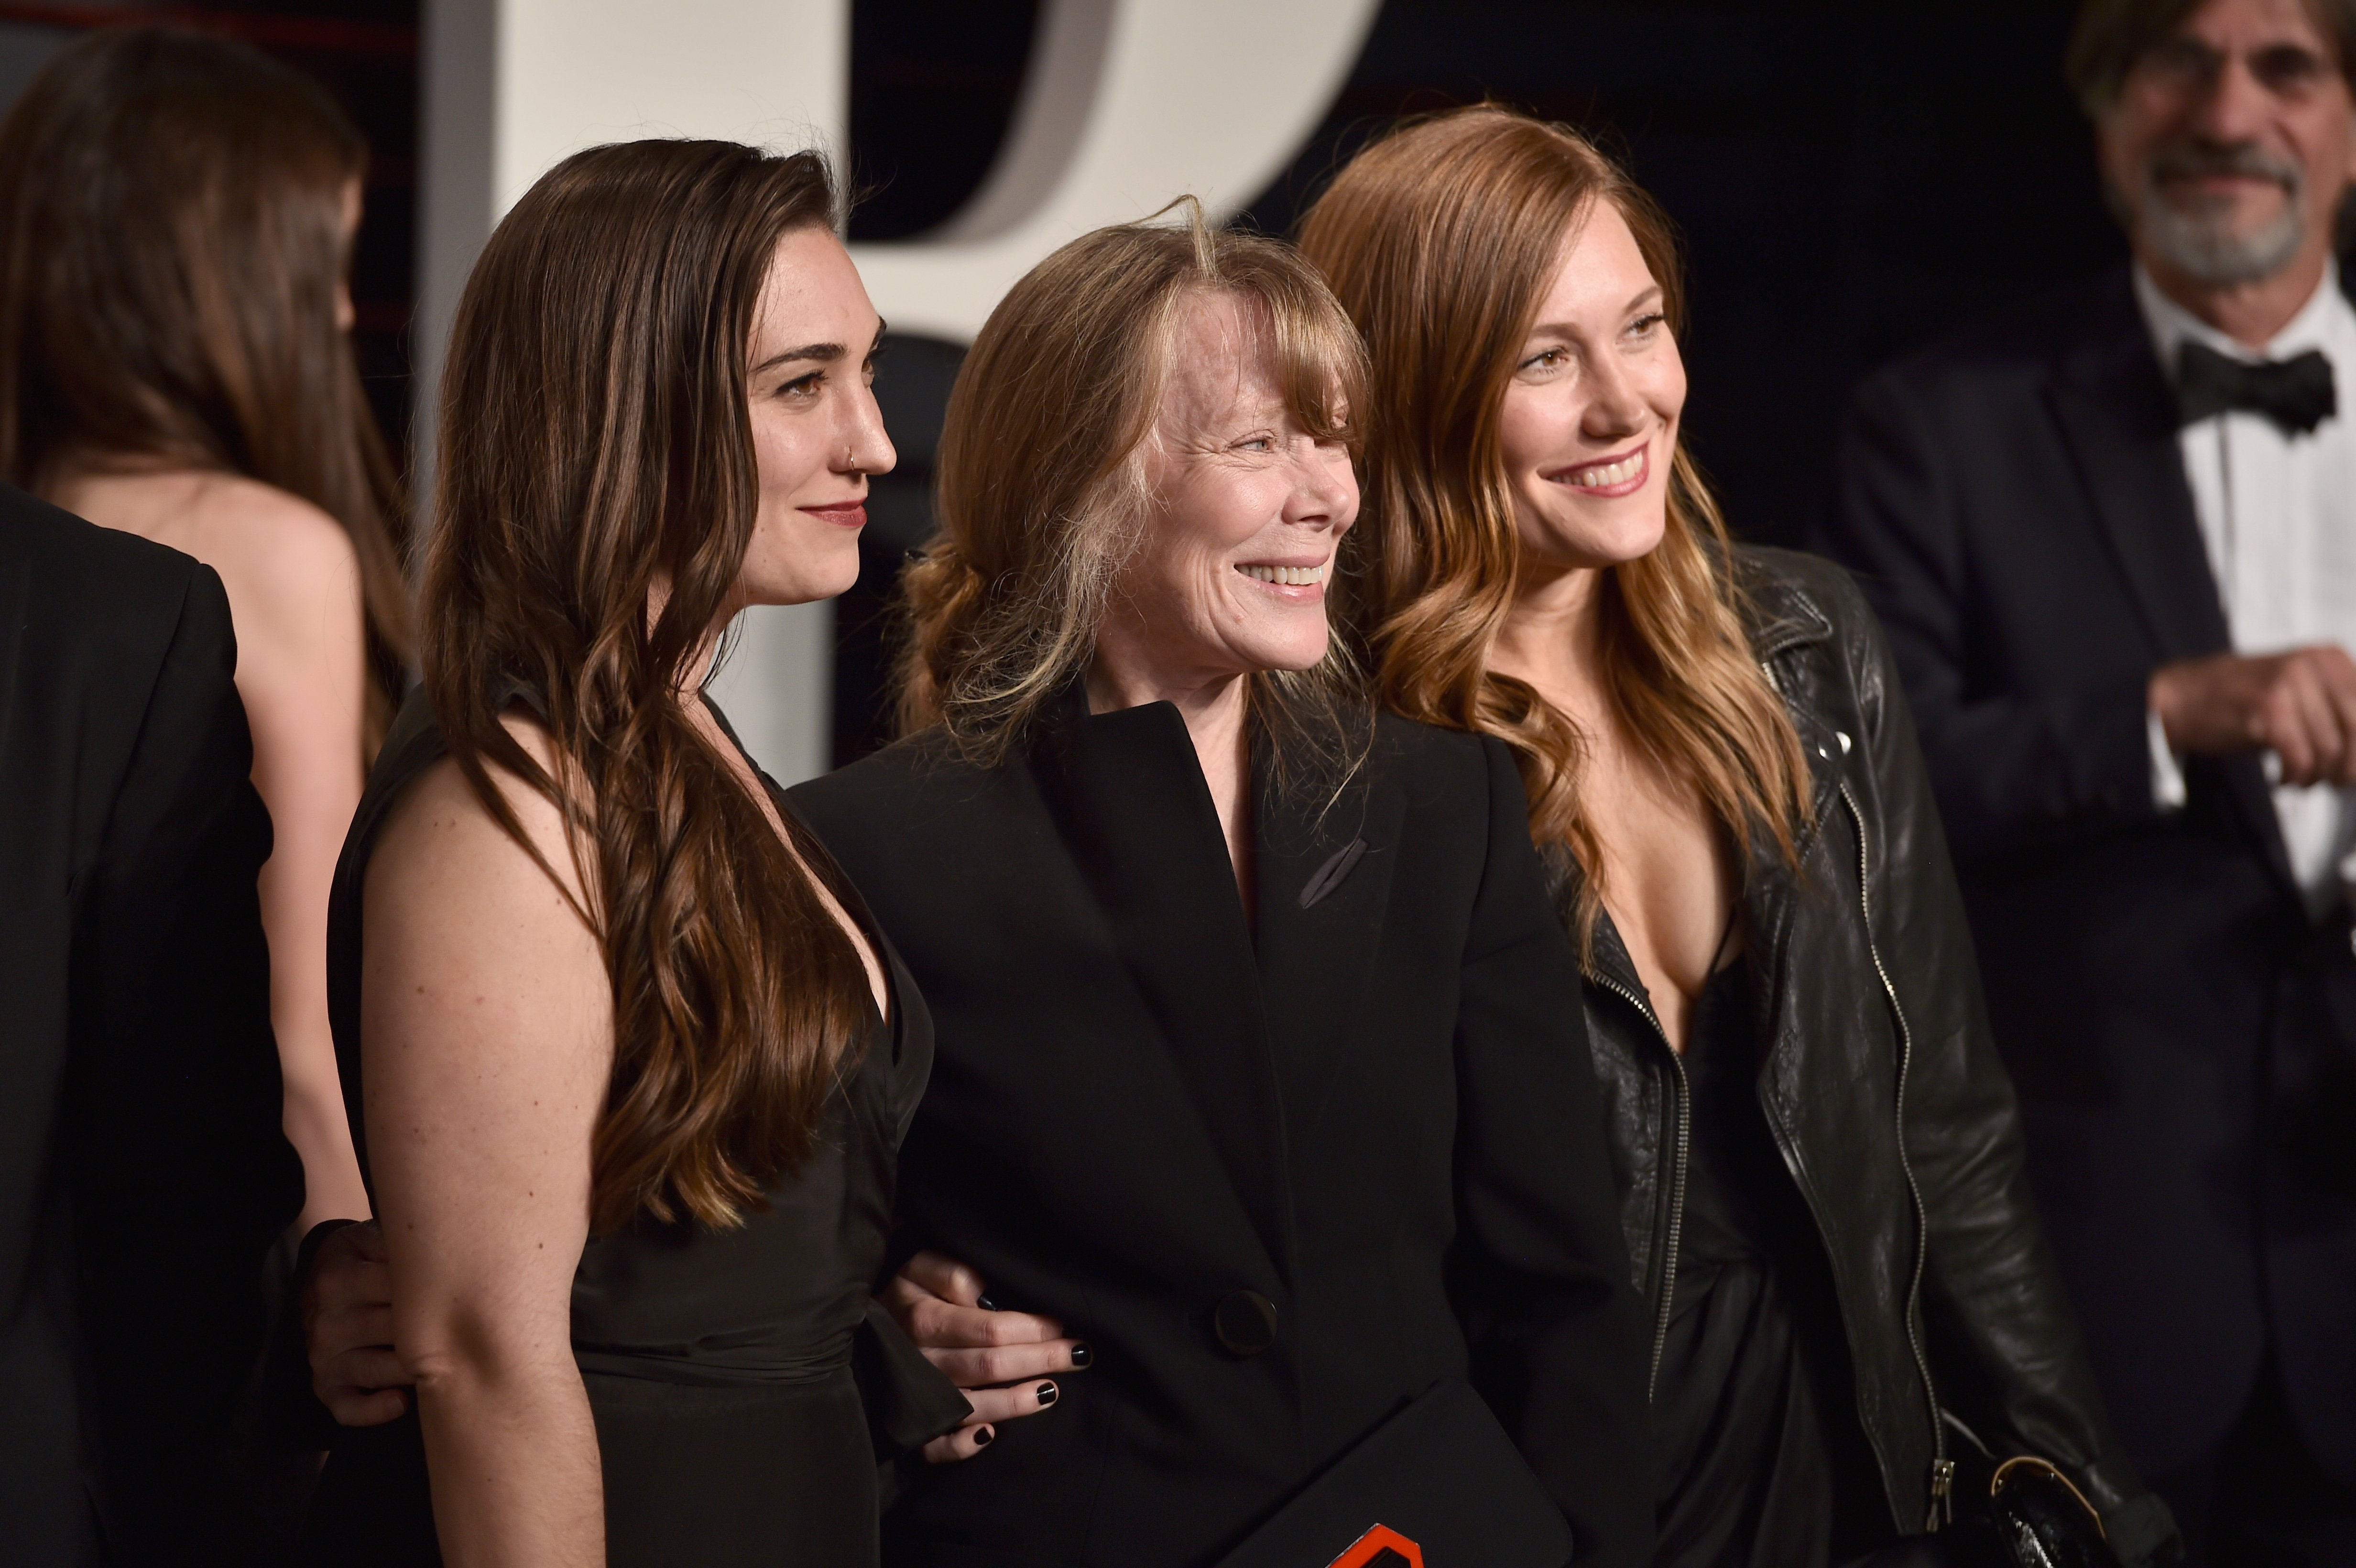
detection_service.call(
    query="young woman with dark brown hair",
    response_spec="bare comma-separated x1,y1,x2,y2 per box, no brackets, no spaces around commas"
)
1298,107,2177,1567
0,28,411,1229
301,139,961,1568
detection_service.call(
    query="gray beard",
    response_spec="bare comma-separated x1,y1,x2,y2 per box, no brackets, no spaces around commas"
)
2124,145,2308,287
2140,188,2307,285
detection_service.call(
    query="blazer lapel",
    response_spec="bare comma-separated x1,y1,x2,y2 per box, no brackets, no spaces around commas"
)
2045,271,2293,885
0,532,26,769
1252,751,1407,1143
2045,272,2230,664
1030,694,1296,1280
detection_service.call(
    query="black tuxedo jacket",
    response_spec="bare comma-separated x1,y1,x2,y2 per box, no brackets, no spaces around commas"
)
1806,269,2356,1485
790,697,1650,1568
0,487,300,1563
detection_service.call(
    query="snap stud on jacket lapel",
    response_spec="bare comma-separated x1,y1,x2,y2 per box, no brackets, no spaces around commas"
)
1254,759,1407,1144
1298,839,1366,910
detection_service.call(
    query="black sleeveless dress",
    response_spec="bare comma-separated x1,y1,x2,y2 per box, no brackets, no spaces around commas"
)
303,688,964,1568
1651,954,1888,1568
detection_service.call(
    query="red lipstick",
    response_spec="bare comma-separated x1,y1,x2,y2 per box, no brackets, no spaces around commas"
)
801,501,867,529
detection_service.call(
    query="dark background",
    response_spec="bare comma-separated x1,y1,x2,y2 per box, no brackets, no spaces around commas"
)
843,0,2135,758
1,0,2150,761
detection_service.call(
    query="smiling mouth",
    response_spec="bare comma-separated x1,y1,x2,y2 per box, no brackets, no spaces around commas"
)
1550,444,1649,494
1236,562,1330,587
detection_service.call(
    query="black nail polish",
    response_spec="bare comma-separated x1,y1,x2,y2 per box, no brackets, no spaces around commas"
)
972,1425,994,1447
1036,1382,1058,1406
976,1295,998,1312
1069,1343,1092,1368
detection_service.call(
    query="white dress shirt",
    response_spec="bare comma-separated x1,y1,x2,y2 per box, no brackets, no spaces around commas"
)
2136,263,2356,916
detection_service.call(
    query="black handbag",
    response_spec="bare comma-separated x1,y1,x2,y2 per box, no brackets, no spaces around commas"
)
1939,1415,2122,1568
1214,1378,1573,1568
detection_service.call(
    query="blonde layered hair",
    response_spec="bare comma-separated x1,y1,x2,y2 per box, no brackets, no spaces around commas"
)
898,205,1371,782
1297,107,1809,944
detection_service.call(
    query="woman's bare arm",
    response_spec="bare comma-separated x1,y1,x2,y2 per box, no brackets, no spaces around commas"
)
363,736,610,1568
217,486,374,1228
51,468,374,1227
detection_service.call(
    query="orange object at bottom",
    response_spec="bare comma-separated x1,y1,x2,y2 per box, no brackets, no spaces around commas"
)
1327,1523,1423,1568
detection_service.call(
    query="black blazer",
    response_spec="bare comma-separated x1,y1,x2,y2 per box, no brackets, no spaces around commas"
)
0,487,301,1564
790,694,1650,1568
1806,268,2356,1486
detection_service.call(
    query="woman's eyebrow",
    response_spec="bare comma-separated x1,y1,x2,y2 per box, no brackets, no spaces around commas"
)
754,320,889,376
753,341,844,375
1527,284,1665,339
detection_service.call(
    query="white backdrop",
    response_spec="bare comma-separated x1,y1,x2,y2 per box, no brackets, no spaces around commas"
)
419,0,1380,782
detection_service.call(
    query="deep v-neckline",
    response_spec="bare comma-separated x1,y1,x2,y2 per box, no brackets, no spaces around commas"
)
695,694,892,1024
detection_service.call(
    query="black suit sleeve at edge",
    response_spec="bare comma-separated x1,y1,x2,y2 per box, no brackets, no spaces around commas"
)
1832,574,2171,1560
1809,367,2159,859
67,563,302,1558
1448,735,1653,1568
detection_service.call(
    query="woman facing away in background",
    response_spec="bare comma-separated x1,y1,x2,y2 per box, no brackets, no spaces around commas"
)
1296,106,2177,1568
0,27,411,1230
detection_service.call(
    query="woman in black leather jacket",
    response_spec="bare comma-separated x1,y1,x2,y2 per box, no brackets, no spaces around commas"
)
1299,106,2178,1568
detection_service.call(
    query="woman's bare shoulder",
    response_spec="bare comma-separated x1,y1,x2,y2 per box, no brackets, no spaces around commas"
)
65,467,356,581
65,469,367,669
370,714,589,920
183,474,362,618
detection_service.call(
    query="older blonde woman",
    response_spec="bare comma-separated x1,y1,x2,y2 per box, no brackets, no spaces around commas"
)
789,215,1650,1567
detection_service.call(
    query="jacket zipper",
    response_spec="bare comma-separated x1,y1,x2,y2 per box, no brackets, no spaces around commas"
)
1839,779,1952,1529
1585,966,1689,1402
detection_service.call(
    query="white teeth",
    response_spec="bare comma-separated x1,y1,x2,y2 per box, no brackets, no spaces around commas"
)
1569,454,1643,488
1237,562,1329,587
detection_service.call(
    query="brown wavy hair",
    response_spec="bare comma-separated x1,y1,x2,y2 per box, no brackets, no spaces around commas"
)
898,205,1370,783
426,140,873,1233
1296,107,1809,944
0,27,411,739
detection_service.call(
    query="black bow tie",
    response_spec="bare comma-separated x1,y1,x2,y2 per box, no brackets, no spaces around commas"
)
2175,341,2337,434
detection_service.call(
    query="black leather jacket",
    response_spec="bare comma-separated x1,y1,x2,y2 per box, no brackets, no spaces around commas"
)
1573,547,2162,1552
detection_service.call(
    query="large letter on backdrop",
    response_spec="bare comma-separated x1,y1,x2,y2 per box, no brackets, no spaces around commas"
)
419,0,1377,781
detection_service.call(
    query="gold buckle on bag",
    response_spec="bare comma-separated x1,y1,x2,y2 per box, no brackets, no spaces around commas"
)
1990,1455,2107,1540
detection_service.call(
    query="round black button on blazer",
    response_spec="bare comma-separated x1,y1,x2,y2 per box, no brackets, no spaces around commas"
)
1214,1290,1279,1356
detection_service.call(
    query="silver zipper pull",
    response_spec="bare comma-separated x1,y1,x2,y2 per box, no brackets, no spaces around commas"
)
1930,1457,1956,1528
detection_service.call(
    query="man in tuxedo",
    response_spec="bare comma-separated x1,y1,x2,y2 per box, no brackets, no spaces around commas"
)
0,484,303,1564
1808,0,2356,1560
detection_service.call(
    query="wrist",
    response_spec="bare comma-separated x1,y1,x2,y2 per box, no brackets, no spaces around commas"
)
2146,665,2181,751
295,1216,362,1296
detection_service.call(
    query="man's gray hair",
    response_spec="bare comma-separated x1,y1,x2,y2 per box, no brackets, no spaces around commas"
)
2067,0,2356,113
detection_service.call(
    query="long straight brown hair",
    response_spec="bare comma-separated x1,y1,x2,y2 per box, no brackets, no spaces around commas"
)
1297,107,1810,945
0,27,411,737
898,207,1370,786
428,140,873,1233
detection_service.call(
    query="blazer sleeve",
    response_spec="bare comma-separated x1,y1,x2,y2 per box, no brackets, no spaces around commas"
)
1839,578,2170,1557
1448,736,1653,1568
67,563,302,1556
1810,364,2160,858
